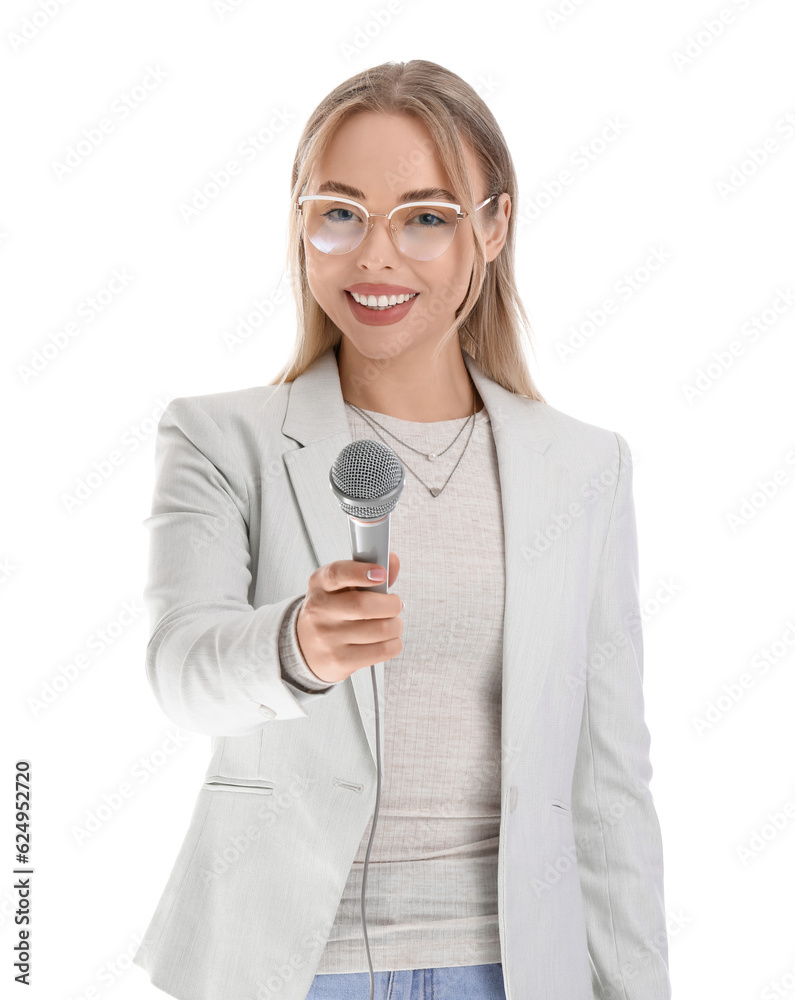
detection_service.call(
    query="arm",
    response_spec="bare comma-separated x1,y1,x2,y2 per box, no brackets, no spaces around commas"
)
570,431,671,1000
143,396,336,738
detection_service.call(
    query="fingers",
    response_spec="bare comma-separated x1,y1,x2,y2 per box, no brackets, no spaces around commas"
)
317,553,400,593
387,550,400,588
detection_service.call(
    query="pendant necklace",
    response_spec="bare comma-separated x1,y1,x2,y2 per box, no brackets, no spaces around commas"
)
343,378,479,498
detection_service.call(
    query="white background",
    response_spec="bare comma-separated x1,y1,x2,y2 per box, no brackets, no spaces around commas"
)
3,1,794,998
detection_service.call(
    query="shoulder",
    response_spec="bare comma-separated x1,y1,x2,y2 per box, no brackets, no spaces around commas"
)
518,398,633,494
153,385,296,493
163,383,286,419
159,383,289,444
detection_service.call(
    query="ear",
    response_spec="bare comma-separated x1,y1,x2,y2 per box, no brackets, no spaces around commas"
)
484,193,511,263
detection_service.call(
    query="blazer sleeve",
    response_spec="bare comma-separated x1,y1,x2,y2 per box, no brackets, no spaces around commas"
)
570,431,672,1000
142,396,338,739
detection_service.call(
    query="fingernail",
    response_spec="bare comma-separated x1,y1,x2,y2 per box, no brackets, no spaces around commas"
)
400,600,405,609
367,568,386,581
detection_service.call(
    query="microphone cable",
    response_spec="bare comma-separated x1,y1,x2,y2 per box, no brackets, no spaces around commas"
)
360,661,382,1000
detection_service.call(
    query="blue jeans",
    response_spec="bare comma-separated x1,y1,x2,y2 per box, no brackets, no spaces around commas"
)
305,963,506,1000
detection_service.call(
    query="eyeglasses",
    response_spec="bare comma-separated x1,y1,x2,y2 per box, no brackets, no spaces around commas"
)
296,193,498,261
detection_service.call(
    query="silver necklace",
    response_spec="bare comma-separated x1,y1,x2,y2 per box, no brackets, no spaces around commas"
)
343,379,479,498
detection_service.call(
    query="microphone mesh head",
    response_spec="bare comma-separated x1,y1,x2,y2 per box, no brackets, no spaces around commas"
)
330,439,404,519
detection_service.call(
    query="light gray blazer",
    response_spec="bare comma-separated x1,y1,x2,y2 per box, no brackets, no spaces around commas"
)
133,346,671,1000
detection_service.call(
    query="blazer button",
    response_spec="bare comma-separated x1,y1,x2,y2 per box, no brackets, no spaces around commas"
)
259,705,277,720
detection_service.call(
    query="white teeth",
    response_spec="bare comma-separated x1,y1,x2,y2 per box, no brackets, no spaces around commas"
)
350,291,418,310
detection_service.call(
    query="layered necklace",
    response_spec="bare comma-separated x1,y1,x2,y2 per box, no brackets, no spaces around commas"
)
343,377,479,498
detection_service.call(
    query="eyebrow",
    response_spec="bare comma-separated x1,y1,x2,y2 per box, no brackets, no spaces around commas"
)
315,180,459,205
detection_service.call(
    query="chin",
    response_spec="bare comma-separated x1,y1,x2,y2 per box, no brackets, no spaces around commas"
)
339,334,390,360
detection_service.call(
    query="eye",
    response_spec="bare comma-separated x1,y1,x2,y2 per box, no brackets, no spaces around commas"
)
323,207,358,223
409,211,446,227
402,205,458,227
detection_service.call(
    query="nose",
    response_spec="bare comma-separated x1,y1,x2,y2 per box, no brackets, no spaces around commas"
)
353,214,402,266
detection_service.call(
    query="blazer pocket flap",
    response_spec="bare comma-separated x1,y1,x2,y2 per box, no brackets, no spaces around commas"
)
202,775,275,794
550,798,571,813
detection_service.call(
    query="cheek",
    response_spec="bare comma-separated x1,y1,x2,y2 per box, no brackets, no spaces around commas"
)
304,243,322,281
304,249,341,300
430,250,473,308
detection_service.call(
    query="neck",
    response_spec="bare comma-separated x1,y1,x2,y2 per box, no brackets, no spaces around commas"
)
336,337,483,421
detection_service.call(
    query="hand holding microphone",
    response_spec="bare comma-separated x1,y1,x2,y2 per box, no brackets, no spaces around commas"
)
294,436,406,685
294,552,403,684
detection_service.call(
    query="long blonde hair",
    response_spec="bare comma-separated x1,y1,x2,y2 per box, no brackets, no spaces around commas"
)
268,59,546,403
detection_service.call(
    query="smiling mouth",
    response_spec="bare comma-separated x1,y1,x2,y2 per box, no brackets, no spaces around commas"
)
347,290,420,311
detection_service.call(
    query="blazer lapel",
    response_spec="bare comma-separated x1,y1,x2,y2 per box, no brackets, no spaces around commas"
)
281,347,571,787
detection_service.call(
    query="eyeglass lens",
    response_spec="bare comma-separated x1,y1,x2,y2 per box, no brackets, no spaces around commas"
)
301,200,460,261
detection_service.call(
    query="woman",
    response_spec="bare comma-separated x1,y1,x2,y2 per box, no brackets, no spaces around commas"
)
133,61,671,1000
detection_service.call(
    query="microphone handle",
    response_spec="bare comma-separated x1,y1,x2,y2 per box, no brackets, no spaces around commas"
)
348,513,391,597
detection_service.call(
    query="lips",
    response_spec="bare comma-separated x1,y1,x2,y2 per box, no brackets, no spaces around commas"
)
344,288,420,326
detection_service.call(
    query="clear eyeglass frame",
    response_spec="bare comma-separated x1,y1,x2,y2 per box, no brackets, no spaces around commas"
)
295,193,498,260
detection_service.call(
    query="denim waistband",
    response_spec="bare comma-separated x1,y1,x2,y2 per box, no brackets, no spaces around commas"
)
305,962,506,1000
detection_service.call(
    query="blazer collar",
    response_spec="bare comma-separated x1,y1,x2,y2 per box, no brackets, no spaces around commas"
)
281,346,554,456
280,346,568,786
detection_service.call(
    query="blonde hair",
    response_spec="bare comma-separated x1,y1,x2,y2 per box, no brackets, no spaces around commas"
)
268,59,546,403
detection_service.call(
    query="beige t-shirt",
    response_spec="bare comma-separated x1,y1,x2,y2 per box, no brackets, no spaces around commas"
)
278,401,505,972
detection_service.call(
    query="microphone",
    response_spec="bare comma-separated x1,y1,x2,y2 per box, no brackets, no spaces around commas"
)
329,438,406,589
328,439,405,1000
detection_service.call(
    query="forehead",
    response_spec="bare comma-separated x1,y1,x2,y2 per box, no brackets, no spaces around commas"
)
309,111,481,204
